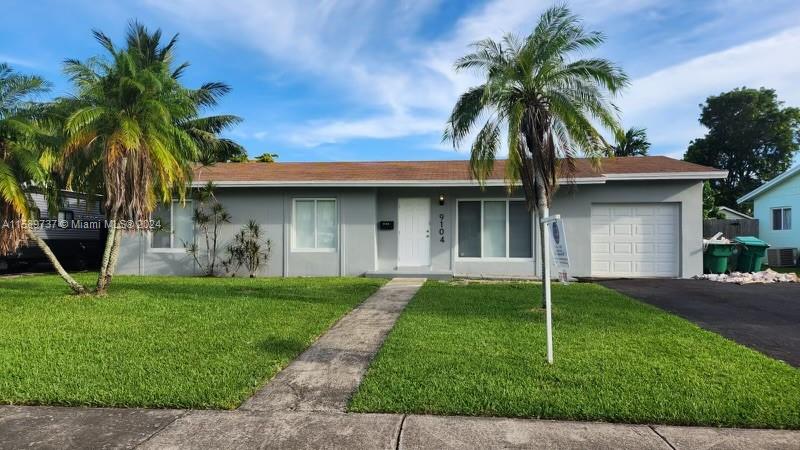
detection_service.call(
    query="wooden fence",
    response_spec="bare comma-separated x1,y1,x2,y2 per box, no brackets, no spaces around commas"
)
703,219,759,239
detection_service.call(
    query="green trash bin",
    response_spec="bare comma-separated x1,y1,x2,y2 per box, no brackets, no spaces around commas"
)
734,236,770,272
703,243,735,274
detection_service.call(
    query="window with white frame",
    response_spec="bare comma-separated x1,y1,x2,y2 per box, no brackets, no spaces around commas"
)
457,199,532,259
293,199,337,251
150,200,194,249
772,207,792,230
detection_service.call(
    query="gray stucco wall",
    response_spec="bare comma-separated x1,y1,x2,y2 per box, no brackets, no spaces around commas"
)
117,179,704,278
375,186,539,278
549,180,703,278
116,187,378,277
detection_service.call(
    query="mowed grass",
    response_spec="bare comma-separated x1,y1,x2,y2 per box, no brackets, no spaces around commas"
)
771,266,800,277
349,281,800,429
0,274,384,409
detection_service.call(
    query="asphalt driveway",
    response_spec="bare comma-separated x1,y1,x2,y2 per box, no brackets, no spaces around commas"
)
599,279,800,367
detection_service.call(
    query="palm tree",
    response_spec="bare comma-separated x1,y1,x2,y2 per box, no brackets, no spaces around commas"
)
444,6,627,328
0,63,45,255
255,152,278,163
0,63,87,293
612,126,650,156
122,22,245,166
62,22,241,294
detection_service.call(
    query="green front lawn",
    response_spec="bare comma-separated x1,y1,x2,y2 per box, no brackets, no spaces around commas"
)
0,274,384,409
349,281,800,429
770,266,800,277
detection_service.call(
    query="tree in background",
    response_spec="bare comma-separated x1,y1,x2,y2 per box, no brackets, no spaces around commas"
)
0,63,88,293
444,5,626,310
192,122,246,164
0,63,48,256
684,87,800,209
255,152,278,163
702,181,724,219
611,126,650,157
225,152,279,163
228,153,249,162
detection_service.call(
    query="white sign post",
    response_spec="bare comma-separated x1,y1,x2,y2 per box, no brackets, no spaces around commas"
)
540,214,570,364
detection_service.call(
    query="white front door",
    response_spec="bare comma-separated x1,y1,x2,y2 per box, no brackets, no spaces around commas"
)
397,198,431,267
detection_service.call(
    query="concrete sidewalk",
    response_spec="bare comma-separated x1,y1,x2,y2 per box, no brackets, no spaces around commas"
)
140,410,800,449
2,406,798,449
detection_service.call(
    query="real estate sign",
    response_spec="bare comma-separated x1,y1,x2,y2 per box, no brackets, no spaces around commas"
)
548,218,570,269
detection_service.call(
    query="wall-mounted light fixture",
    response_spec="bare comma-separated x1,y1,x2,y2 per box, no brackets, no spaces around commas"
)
438,194,446,206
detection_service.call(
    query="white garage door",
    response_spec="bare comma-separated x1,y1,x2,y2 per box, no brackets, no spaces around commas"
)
591,204,680,278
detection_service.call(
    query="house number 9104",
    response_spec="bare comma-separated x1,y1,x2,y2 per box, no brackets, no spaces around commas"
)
438,213,445,243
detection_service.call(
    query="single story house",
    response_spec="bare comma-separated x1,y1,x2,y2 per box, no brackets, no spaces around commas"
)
738,164,799,250
717,206,753,220
117,156,726,279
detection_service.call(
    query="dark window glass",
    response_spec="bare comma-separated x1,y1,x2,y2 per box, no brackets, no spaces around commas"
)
773,208,783,230
458,201,481,257
509,201,532,258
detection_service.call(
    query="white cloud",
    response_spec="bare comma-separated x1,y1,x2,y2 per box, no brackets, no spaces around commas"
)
621,27,800,151
143,0,799,156
144,0,658,148
143,0,440,113
303,0,657,147
0,54,38,68
285,113,442,147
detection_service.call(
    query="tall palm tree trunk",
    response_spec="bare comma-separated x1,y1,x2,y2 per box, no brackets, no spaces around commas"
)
25,229,86,294
96,218,117,294
102,227,123,291
536,178,551,309
536,174,554,364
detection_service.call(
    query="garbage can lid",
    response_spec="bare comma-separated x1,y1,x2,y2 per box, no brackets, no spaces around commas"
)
734,236,770,247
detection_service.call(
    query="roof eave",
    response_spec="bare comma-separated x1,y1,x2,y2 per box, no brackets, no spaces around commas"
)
190,171,726,188
603,170,728,181
738,165,800,204
190,177,609,188
717,206,754,219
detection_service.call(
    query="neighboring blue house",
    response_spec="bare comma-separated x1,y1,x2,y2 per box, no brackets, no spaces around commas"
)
717,206,753,220
738,165,799,251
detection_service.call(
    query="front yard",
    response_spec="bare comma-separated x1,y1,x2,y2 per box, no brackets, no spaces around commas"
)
772,266,800,277
0,274,384,409
349,281,800,429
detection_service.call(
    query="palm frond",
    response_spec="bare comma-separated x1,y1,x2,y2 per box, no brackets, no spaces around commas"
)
469,119,501,185
444,4,626,207
57,22,244,225
443,85,487,149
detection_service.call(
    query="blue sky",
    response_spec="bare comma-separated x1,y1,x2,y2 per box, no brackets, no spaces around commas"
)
2,0,800,162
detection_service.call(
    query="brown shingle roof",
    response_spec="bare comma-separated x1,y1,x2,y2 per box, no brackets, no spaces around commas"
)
193,156,723,185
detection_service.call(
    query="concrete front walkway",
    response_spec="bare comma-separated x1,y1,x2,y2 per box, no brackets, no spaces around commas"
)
1,278,799,449
240,277,425,412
